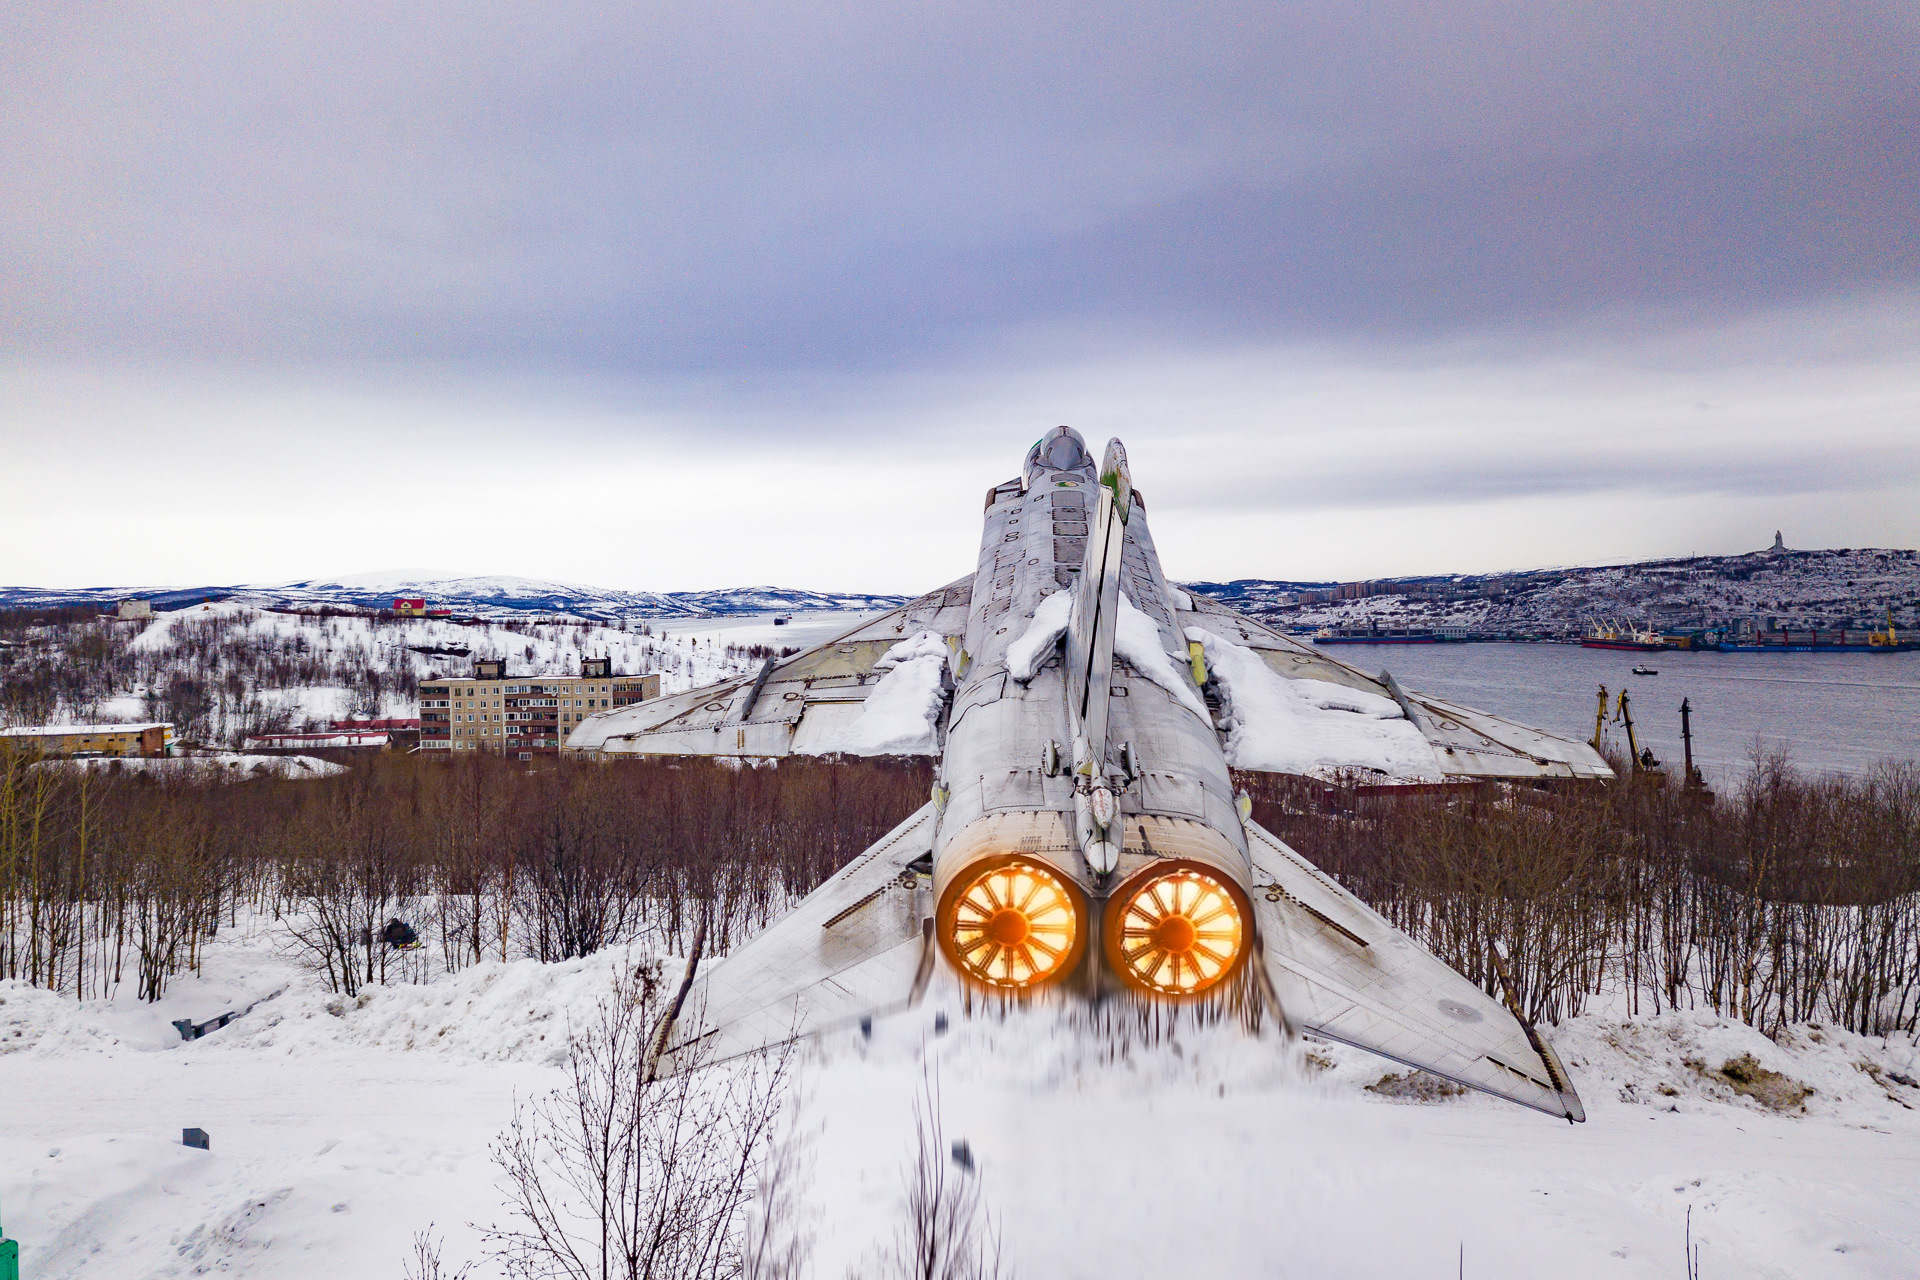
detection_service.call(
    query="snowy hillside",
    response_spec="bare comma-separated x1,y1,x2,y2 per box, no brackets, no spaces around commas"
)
1,603,779,743
1192,546,1920,634
662,585,913,615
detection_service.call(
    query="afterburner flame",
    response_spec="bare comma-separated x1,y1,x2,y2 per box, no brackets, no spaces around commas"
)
1108,867,1245,996
946,859,1080,989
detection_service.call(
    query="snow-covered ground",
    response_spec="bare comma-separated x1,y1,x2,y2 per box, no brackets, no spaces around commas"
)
4,920,1918,1278
644,608,883,651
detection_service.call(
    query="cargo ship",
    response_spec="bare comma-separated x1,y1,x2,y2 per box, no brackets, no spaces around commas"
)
1711,639,1917,653
1710,611,1916,652
1579,621,1665,652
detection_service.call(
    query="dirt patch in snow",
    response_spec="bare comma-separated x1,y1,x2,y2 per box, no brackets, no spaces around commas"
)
1694,1053,1814,1112
1365,1070,1467,1102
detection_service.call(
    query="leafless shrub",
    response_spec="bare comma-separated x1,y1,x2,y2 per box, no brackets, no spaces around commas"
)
882,1068,1010,1280
740,1096,816,1280
404,1224,476,1280
5,736,1911,1043
484,972,797,1280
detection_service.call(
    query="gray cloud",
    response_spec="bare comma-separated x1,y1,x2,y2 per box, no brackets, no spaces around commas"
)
5,3,1919,588
1183,442,1920,516
5,2,1917,372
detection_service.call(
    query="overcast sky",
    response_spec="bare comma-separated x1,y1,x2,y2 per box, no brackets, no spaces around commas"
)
5,2,1917,592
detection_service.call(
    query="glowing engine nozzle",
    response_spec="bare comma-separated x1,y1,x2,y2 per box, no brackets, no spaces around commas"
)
1105,865,1247,996
940,857,1085,989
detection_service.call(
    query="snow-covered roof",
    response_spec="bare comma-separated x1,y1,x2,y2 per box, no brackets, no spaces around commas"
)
244,733,388,748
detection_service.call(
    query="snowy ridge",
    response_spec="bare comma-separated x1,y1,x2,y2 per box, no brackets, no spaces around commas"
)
13,543,1911,632
214,948,671,1066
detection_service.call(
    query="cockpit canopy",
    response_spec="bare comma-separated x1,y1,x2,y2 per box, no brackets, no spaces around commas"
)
1023,426,1093,489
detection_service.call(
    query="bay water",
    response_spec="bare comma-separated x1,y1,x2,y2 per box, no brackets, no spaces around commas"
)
1359,643,1920,785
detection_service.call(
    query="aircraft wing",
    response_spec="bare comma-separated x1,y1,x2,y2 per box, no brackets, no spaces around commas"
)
655,802,938,1073
569,579,973,759
1181,593,1613,782
1244,819,1586,1121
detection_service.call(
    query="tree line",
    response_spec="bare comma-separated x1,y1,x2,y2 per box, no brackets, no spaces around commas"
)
0,751,931,1001
4,741,1918,1039
1244,752,1920,1036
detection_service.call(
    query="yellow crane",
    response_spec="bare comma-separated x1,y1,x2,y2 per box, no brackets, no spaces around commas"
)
1614,688,1665,781
1870,604,1899,647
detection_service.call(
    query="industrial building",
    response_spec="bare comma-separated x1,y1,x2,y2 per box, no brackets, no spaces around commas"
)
418,657,659,757
0,722,174,758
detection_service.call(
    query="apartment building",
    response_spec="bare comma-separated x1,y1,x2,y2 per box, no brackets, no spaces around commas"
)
418,657,660,758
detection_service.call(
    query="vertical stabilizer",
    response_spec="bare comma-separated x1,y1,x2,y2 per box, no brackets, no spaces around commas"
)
1065,439,1133,874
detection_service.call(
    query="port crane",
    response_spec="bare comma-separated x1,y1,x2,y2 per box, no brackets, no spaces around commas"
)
1591,684,1664,779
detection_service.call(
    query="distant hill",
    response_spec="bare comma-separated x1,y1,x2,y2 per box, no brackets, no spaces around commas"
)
1185,547,1920,634
662,585,913,615
0,576,910,621
247,574,698,619
1181,579,1335,612
8,545,1915,632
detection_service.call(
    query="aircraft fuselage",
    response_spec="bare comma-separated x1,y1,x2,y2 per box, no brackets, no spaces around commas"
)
933,427,1255,1000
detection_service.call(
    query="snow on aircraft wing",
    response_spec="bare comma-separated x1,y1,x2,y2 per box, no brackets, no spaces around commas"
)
569,578,973,759
1179,594,1612,782
656,802,938,1072
1244,820,1586,1121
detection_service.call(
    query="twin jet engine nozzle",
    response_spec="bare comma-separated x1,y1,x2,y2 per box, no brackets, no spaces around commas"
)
936,848,1251,998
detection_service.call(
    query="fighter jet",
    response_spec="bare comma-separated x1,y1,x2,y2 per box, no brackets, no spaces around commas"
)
571,428,1598,1120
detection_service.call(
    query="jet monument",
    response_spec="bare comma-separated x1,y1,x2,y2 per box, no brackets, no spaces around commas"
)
571,428,1603,1119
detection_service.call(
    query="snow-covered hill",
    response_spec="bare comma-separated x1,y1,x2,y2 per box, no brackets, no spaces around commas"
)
1188,546,1920,635
662,585,912,615
240,572,698,619
1,603,779,743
